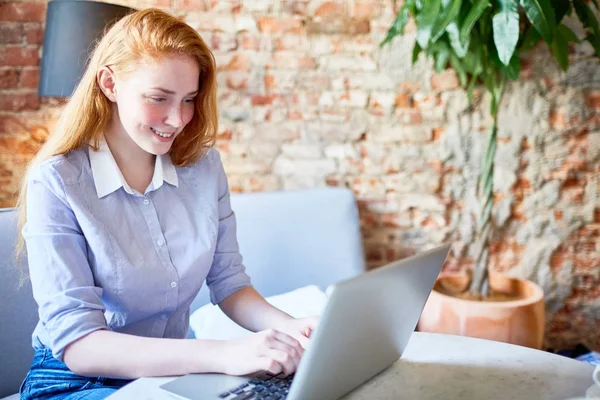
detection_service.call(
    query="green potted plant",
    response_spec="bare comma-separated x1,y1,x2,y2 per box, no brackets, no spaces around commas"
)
380,0,600,348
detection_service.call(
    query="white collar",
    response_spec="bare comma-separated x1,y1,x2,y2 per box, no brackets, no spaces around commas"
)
88,140,178,198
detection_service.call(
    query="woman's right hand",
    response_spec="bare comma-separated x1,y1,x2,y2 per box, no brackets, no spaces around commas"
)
215,329,305,377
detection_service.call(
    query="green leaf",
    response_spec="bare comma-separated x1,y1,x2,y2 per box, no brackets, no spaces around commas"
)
520,26,541,51
481,71,498,114
466,70,481,105
493,0,520,65
412,42,422,65
449,53,468,87
462,49,482,74
489,44,521,80
551,24,570,71
554,0,572,23
447,21,470,57
431,0,463,42
380,0,415,47
521,0,556,44
574,0,600,57
416,0,442,48
502,54,521,79
589,34,600,57
459,0,492,45
559,24,581,43
433,41,451,72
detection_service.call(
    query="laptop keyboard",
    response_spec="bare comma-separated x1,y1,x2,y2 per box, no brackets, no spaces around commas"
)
218,372,294,399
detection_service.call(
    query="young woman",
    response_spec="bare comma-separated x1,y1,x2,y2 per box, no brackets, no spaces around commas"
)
17,8,316,400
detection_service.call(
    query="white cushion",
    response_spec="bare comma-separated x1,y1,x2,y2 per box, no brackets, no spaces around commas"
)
190,285,329,340
2,393,20,400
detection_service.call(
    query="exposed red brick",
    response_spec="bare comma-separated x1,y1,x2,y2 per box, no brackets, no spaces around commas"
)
177,0,209,12
225,74,248,90
0,115,28,136
251,94,278,106
584,90,600,111
271,53,316,69
217,129,232,141
398,82,421,92
305,18,369,35
554,210,564,221
257,17,303,34
349,20,370,34
595,208,600,223
25,23,43,45
287,109,304,120
359,213,378,231
510,203,527,221
281,0,309,15
238,34,259,50
0,136,39,156
138,0,171,8
0,2,46,22
0,92,39,111
0,45,39,66
19,67,39,88
395,109,422,125
0,23,23,43
219,54,250,71
264,75,275,89
519,58,534,80
432,127,444,141
275,35,307,51
431,69,460,91
353,1,380,19
394,92,412,108
513,176,532,192
549,107,567,129
365,244,384,262
0,69,19,89
314,2,345,17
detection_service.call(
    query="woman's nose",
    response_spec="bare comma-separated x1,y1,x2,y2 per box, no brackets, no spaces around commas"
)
165,104,183,128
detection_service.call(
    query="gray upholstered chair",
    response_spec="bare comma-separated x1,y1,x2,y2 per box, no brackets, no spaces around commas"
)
0,209,38,400
0,187,366,398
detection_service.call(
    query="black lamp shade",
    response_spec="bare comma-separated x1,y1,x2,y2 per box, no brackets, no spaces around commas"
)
39,0,134,97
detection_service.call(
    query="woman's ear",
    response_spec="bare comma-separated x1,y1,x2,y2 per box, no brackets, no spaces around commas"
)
97,66,117,102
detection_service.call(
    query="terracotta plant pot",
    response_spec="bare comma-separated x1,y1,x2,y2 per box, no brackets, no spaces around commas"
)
417,272,545,349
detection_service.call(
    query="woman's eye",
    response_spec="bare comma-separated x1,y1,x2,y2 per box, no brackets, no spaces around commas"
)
183,97,195,104
149,97,166,103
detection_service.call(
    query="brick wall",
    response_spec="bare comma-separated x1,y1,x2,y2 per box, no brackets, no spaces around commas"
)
1,0,599,351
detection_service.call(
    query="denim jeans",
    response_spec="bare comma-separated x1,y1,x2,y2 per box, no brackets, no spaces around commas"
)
20,347,132,400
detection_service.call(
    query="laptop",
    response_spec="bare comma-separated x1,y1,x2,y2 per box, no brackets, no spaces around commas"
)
160,243,451,400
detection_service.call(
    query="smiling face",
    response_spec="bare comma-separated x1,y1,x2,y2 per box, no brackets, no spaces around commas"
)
101,55,200,157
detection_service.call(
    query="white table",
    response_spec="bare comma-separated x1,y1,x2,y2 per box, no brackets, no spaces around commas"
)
107,332,597,400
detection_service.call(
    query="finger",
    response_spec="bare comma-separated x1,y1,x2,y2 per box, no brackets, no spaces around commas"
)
295,334,310,349
304,316,320,336
261,336,301,371
259,357,284,376
263,349,296,375
261,330,303,360
269,330,304,355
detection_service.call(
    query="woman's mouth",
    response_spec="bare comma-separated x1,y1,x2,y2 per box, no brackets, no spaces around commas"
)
151,127,175,141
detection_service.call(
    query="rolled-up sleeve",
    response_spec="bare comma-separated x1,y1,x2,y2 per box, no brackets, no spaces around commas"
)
205,150,252,305
23,163,107,361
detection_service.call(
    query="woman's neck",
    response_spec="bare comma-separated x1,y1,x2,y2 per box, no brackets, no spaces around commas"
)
104,120,155,194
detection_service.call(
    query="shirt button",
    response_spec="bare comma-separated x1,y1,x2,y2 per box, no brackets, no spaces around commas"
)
170,281,178,288
157,239,164,246
143,199,150,205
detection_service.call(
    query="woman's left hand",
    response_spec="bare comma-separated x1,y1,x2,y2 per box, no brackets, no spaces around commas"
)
273,316,319,349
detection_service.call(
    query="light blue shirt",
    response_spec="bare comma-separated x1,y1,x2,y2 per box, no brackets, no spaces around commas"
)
23,141,252,361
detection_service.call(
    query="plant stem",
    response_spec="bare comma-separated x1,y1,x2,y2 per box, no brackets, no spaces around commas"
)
469,79,505,297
